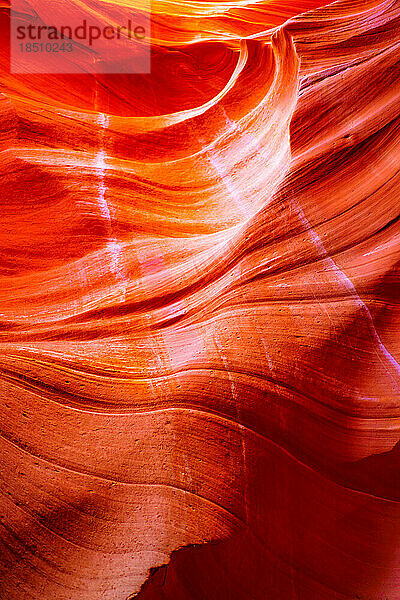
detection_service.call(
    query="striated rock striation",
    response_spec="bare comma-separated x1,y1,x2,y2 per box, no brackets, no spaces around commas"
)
0,0,399,598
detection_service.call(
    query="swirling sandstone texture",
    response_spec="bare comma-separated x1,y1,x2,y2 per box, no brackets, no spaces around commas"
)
0,0,400,598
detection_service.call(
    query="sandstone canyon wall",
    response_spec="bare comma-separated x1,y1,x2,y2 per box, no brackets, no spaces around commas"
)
0,0,399,598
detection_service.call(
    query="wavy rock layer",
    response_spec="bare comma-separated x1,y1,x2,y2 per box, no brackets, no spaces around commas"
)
0,0,399,598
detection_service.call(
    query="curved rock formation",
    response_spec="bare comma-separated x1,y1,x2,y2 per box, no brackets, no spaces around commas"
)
0,0,399,598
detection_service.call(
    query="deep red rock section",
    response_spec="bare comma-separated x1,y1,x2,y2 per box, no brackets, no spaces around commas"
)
0,0,399,598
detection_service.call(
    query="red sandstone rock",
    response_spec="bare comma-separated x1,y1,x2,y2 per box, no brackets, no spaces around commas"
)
0,0,399,598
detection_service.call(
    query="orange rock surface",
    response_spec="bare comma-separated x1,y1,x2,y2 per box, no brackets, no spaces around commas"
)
0,0,399,598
